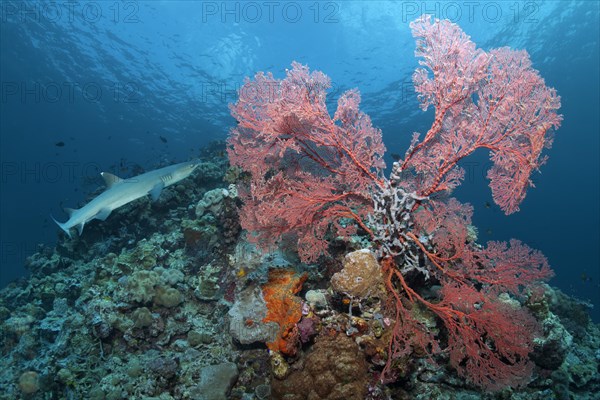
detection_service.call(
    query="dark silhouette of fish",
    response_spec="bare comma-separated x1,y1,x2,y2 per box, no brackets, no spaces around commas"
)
159,136,168,144
55,141,65,147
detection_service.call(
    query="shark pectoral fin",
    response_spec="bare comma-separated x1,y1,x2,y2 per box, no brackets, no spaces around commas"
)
149,182,165,202
63,207,77,217
101,172,123,189
95,208,112,221
76,222,85,236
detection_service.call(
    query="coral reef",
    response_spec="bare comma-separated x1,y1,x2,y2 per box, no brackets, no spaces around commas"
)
226,14,567,395
0,143,596,400
271,334,369,400
0,16,598,400
0,147,242,399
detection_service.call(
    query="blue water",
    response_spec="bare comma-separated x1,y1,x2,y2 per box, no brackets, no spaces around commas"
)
1,1,598,320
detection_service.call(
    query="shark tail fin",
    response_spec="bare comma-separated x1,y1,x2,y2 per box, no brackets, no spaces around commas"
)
51,215,72,239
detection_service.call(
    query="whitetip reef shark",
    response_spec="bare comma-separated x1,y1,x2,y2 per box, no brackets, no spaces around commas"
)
52,160,201,238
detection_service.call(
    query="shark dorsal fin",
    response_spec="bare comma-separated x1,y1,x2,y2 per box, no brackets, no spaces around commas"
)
101,172,123,188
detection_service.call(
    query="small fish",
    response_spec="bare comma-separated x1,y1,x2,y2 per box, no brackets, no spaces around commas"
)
485,228,493,235
55,141,65,147
581,273,593,283
390,153,402,161
484,201,491,209
159,136,168,144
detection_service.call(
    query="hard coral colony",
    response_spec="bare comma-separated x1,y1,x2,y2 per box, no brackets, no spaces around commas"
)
228,14,562,391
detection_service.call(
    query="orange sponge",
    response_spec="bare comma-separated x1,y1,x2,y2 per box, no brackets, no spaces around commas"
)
261,269,307,356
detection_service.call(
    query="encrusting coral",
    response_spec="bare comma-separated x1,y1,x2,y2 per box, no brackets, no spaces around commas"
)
331,249,384,299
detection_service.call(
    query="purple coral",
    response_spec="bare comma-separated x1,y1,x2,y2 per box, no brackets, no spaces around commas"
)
297,317,317,344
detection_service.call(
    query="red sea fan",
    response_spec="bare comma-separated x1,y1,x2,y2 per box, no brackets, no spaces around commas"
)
403,15,562,214
438,282,540,391
228,15,561,392
228,62,386,262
